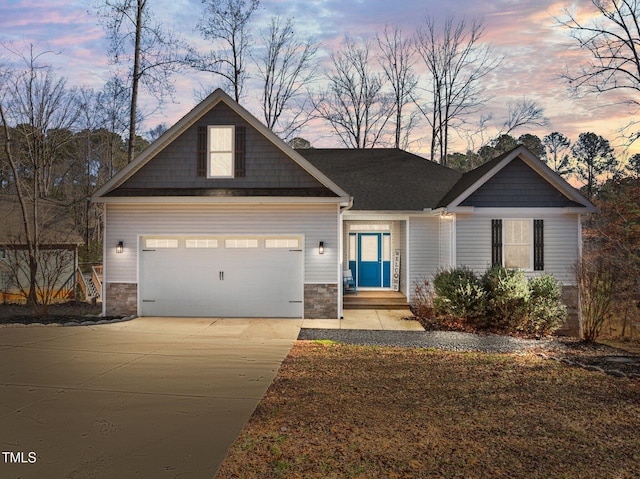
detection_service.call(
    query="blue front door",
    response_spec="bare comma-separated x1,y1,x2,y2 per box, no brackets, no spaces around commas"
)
358,233,381,287
356,233,391,288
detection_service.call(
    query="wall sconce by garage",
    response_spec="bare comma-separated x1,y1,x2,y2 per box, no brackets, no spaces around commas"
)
116,241,124,254
318,241,324,254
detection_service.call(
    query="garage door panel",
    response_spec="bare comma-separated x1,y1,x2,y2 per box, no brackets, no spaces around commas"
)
139,237,303,318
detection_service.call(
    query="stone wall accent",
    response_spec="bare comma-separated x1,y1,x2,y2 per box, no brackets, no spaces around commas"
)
304,283,338,319
556,285,580,337
105,283,137,316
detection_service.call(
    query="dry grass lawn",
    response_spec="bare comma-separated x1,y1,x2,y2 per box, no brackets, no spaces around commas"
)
216,341,640,479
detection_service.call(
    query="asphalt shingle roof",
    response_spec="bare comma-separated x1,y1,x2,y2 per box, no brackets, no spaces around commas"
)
436,150,512,208
299,148,462,211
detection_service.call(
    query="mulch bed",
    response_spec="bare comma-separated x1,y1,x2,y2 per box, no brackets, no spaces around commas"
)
0,301,123,325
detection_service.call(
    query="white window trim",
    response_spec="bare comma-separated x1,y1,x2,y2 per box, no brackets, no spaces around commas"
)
207,125,235,178
503,218,534,272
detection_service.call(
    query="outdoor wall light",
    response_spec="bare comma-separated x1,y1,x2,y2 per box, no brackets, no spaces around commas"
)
116,241,124,254
319,241,324,254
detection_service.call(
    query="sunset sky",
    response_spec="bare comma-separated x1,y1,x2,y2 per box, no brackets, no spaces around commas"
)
1,0,638,158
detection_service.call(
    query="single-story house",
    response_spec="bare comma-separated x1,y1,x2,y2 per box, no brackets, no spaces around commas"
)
0,195,82,302
93,89,595,335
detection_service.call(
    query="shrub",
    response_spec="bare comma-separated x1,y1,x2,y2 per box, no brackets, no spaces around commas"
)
576,256,615,342
482,265,530,330
430,266,567,336
432,267,486,321
411,278,435,320
526,275,567,336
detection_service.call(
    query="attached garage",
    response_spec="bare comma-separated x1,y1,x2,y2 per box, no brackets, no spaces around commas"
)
139,235,304,318
94,89,350,319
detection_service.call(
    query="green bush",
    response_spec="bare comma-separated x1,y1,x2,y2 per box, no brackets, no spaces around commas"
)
430,266,567,336
526,275,567,336
432,267,486,321
482,265,530,330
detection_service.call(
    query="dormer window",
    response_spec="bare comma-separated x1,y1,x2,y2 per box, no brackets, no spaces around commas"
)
208,125,235,178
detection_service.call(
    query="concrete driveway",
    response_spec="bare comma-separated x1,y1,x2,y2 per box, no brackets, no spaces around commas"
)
0,317,301,479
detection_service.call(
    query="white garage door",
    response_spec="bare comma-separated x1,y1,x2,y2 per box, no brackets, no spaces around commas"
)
139,236,303,318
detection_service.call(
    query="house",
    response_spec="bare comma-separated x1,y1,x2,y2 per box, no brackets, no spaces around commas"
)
0,195,82,302
93,89,595,335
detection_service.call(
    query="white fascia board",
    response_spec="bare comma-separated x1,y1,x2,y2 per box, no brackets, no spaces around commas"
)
447,206,589,216
341,210,414,221
93,195,351,206
444,206,475,213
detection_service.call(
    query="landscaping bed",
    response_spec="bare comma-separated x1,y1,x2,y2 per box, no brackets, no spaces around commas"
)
0,301,124,325
216,341,640,479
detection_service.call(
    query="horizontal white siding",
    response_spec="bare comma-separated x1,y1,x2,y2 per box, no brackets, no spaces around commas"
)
105,203,339,284
456,211,580,284
408,216,440,298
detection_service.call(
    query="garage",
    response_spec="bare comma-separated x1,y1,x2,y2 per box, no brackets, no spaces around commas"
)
139,235,304,318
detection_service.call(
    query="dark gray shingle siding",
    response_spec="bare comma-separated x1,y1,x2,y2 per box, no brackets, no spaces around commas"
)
460,158,582,208
117,103,328,192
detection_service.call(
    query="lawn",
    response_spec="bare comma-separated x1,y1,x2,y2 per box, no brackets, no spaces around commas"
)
216,341,640,479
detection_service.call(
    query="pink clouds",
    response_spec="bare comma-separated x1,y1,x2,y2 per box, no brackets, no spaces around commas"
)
0,0,636,156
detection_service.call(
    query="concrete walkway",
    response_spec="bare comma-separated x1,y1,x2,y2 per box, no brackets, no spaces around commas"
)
0,317,301,479
301,309,423,331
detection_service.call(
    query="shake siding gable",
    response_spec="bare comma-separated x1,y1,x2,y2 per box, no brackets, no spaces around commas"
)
460,158,580,208
117,103,327,191
105,203,339,284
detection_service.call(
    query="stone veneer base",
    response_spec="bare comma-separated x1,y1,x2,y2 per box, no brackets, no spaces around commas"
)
304,283,339,319
557,285,580,337
105,283,137,317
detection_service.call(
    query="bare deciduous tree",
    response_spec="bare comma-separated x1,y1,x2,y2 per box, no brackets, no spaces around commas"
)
377,25,419,149
0,47,79,312
192,0,261,103
415,15,501,165
558,0,640,143
98,0,186,162
543,131,574,177
314,37,393,149
255,15,319,141
503,97,548,135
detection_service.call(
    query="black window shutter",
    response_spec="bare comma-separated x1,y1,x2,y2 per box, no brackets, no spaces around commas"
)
235,126,246,177
491,219,503,267
197,126,207,177
534,219,544,271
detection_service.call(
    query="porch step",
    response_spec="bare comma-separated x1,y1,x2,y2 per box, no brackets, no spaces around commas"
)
343,292,411,310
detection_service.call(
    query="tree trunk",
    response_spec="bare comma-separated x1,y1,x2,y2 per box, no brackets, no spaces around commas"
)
127,0,145,163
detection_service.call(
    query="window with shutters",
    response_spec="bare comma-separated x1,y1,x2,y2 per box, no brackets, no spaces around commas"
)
208,125,235,178
197,125,245,178
492,219,544,271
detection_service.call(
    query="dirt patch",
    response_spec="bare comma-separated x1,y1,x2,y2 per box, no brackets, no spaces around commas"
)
535,337,640,377
216,342,640,479
0,301,123,325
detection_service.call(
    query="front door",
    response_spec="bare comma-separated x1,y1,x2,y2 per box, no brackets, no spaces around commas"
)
356,233,391,288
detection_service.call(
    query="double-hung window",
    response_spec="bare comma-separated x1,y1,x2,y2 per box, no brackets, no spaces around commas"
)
208,125,235,178
504,220,532,270
492,219,544,271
